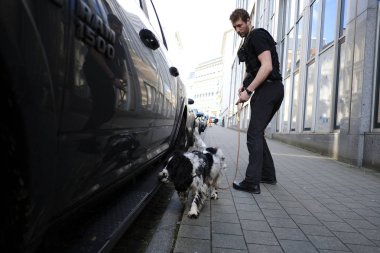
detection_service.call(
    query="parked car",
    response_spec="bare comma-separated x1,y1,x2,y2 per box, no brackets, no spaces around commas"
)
0,0,195,252
191,108,207,133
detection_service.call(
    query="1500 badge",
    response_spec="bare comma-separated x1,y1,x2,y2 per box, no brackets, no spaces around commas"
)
75,0,115,59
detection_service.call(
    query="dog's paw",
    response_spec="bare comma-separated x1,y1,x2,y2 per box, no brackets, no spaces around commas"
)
187,210,199,219
211,192,218,199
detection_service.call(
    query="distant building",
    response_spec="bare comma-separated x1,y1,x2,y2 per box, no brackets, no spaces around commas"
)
187,57,223,117
224,0,380,170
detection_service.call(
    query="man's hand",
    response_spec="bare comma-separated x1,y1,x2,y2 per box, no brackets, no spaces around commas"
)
235,89,251,105
113,78,125,89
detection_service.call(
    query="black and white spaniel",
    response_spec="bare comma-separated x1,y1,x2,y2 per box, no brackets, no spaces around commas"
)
158,147,226,218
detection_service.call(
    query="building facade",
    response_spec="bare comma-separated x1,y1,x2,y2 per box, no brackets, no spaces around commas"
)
187,57,224,117
224,0,380,170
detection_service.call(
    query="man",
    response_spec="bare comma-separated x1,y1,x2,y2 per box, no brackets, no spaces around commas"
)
230,9,284,194
83,14,126,129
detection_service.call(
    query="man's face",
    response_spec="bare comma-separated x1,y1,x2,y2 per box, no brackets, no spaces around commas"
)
232,18,250,38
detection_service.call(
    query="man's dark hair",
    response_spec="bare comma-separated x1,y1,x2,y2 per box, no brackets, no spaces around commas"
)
230,8,250,23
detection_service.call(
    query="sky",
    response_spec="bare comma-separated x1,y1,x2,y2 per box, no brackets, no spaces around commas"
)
152,0,235,80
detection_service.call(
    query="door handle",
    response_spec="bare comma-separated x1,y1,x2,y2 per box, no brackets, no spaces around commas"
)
139,29,160,50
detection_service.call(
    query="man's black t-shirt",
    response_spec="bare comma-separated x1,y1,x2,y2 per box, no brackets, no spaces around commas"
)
244,28,282,82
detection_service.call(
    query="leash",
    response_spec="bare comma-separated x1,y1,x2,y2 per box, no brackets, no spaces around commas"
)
218,103,243,190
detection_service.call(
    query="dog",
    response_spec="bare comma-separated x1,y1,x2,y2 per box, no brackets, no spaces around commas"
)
188,126,207,152
158,147,226,218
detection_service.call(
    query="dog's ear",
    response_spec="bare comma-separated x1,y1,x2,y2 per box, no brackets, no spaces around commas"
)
174,158,194,192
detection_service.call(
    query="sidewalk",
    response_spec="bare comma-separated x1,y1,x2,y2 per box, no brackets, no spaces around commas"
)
172,126,380,253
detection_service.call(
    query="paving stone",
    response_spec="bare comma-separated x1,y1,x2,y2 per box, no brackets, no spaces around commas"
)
278,200,304,208
243,230,279,245
332,210,364,220
212,198,235,206
174,237,210,253
322,221,356,232
212,234,246,250
181,212,211,226
344,218,378,229
307,235,350,251
283,207,312,216
346,244,380,253
366,216,380,227
212,205,237,214
212,222,243,235
298,224,334,236
213,248,248,253
262,208,290,219
237,210,266,221
333,231,375,246
234,197,257,205
291,214,322,225
279,240,318,253
266,217,298,228
212,212,240,223
313,212,343,222
247,244,283,253
235,203,260,212
272,227,308,241
257,201,283,210
241,220,271,232
178,224,210,240
357,228,380,241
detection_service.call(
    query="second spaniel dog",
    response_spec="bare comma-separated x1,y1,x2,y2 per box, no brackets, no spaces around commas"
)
158,147,226,218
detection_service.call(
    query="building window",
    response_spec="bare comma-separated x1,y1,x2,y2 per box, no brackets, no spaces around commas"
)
374,3,380,128
334,40,349,129
308,0,320,59
282,77,291,132
291,71,300,131
295,17,303,69
304,62,315,130
316,47,334,132
286,0,296,32
285,28,294,76
298,0,305,17
321,0,337,48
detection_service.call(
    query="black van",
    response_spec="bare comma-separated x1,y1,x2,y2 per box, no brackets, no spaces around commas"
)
0,0,194,252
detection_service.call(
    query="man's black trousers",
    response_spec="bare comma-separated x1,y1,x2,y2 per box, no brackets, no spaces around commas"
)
245,80,284,185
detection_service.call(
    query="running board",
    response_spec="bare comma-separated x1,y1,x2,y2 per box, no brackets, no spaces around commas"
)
41,166,163,253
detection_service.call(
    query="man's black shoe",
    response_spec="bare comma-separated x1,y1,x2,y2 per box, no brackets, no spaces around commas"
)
233,181,260,194
260,178,277,185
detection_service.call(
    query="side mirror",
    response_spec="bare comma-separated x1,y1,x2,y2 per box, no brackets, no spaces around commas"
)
139,29,160,50
169,66,179,77
188,98,194,105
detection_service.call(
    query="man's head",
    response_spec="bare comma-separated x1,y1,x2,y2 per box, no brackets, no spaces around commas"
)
230,8,252,38
108,14,123,36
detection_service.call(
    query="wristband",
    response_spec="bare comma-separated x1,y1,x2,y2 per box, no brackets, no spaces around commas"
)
244,87,253,95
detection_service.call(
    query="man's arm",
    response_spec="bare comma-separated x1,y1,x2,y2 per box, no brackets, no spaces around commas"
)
246,50,272,92
236,50,273,104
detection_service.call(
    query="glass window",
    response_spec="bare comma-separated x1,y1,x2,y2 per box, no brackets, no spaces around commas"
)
308,0,320,59
374,3,380,128
291,72,300,131
286,0,296,32
339,0,348,37
321,0,337,48
295,17,303,69
334,41,350,129
282,77,291,132
145,0,164,43
304,62,315,130
298,0,305,17
286,29,294,76
316,47,334,132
